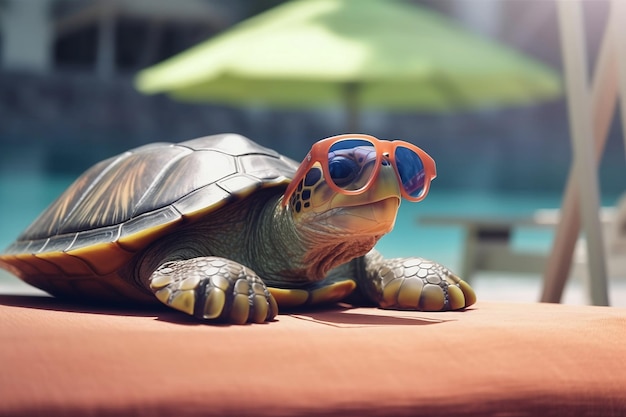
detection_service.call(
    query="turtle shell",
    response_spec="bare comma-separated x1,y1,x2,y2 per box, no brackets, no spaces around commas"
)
0,134,298,302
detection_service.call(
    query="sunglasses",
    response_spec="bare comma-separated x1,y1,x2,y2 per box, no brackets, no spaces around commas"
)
283,134,436,205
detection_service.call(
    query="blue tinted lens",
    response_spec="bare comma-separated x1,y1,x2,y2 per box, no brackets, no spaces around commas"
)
328,157,358,188
329,139,374,152
394,147,425,198
328,139,375,190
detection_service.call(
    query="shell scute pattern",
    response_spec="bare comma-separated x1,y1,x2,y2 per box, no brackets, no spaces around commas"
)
4,134,298,259
19,154,127,240
217,174,263,196
171,183,233,220
60,146,189,236
239,153,290,180
139,149,237,215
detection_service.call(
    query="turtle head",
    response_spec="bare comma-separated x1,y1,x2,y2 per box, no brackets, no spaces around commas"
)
283,144,401,277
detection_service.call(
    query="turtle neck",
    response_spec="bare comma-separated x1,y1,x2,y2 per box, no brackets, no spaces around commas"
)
251,194,381,285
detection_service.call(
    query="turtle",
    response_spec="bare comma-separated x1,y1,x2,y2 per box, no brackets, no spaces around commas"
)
0,133,475,324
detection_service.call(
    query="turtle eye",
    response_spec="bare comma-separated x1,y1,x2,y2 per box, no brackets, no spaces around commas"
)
328,156,359,188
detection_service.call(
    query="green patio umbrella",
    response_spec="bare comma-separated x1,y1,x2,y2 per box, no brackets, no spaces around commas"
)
135,0,561,130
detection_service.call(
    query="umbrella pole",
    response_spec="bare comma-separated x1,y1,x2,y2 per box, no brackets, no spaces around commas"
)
541,3,618,303
344,82,361,132
542,0,609,305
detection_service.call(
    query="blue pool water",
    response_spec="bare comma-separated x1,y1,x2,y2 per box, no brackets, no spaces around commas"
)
376,189,570,271
3,173,620,275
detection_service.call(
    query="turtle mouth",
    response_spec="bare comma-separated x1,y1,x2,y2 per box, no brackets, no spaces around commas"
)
327,197,400,236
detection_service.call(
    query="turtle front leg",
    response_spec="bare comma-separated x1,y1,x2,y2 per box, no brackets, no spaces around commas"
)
148,257,278,324
358,250,476,311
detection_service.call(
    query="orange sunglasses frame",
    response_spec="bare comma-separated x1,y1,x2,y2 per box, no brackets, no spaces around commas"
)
283,133,437,206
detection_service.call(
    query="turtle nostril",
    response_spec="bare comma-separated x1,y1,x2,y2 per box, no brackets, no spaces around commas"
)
382,152,391,166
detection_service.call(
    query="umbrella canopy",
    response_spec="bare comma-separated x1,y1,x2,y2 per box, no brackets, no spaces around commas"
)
135,0,561,127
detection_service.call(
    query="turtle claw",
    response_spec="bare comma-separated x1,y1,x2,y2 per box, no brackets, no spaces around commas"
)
149,257,277,324
370,257,476,311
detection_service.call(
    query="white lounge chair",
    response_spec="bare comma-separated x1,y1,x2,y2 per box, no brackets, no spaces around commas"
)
418,196,624,284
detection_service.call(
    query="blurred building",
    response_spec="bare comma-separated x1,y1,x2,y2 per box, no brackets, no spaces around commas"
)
0,0,250,174
0,0,623,195
1,0,233,75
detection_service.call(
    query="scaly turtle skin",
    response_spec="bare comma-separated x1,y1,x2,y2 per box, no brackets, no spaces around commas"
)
0,133,476,324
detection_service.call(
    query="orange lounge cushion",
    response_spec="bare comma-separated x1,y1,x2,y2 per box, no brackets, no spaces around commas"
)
0,295,625,416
